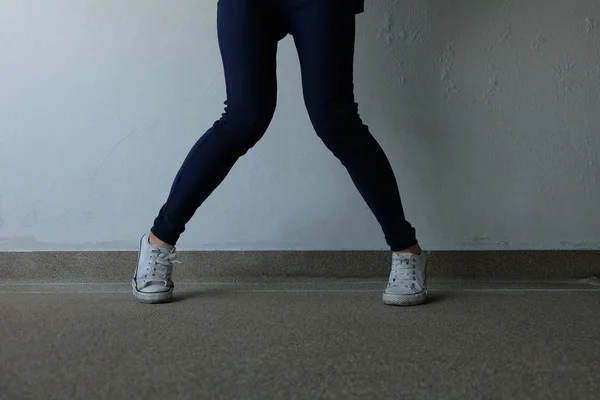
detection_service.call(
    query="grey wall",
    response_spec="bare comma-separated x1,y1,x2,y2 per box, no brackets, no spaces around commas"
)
0,0,599,251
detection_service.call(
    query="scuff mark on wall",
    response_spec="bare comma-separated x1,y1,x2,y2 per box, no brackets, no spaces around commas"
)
559,241,600,249
460,236,512,249
553,61,578,96
531,35,546,53
82,211,94,225
79,129,138,182
586,16,597,33
440,42,457,97
23,211,39,228
483,76,500,103
0,236,135,251
76,73,222,182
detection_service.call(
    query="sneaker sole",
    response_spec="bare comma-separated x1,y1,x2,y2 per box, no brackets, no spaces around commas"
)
382,291,427,306
131,279,173,304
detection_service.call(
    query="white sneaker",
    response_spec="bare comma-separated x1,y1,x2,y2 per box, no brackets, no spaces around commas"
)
382,252,427,306
132,233,178,304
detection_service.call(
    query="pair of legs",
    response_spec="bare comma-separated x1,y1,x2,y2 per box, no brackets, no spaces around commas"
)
150,0,418,252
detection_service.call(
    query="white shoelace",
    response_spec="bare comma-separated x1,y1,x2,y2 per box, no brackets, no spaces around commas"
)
138,249,180,287
389,256,419,291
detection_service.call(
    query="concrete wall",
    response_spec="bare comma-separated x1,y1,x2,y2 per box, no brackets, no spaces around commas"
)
0,0,599,251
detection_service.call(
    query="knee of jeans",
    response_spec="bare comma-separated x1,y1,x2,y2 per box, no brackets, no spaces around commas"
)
221,101,276,144
308,103,364,149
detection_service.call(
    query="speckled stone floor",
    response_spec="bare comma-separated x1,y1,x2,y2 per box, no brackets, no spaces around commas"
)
2,280,600,399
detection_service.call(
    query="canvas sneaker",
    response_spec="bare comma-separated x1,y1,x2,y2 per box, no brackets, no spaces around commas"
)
382,251,427,306
132,233,178,303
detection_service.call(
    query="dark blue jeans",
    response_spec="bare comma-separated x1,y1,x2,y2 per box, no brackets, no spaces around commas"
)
152,0,417,251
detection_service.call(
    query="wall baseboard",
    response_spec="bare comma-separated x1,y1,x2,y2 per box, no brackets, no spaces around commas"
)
2,251,600,283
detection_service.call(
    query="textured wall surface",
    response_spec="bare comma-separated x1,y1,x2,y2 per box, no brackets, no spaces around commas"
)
0,0,599,251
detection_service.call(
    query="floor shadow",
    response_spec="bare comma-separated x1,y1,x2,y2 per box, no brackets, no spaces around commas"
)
171,287,232,303
424,291,455,305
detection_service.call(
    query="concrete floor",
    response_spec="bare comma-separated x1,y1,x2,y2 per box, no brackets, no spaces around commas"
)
2,281,600,400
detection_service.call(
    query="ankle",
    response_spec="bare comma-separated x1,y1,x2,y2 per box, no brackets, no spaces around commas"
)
395,244,421,255
148,232,174,248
